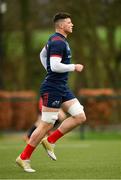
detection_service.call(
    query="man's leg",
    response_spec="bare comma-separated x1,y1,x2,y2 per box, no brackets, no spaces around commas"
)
24,108,66,142
48,108,67,135
23,114,41,142
42,98,86,158
16,106,59,172
27,125,37,139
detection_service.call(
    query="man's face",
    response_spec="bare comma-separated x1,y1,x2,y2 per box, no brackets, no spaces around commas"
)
60,18,74,34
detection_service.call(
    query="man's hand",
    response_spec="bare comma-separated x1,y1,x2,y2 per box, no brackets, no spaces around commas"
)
75,64,84,72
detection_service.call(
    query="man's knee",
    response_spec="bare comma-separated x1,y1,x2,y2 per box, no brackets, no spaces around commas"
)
74,113,86,125
67,101,86,125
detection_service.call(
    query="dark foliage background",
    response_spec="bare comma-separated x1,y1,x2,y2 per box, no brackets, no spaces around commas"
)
0,0,121,92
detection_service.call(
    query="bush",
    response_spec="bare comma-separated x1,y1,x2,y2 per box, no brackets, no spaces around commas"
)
0,91,38,130
78,89,119,129
0,91,12,130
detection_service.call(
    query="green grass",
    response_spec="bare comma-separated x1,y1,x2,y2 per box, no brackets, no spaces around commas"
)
0,133,120,179
79,130,121,140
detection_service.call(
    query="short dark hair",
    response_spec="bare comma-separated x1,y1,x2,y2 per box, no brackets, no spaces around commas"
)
53,12,71,23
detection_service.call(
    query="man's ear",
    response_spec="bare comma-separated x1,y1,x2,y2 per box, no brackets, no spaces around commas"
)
59,21,64,29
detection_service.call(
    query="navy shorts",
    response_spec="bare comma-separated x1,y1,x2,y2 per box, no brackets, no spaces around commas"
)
40,82,75,108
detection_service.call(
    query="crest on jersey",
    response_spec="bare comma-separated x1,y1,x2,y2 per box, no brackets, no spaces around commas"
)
52,100,60,107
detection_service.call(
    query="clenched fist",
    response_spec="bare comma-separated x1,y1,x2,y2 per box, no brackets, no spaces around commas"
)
75,64,84,72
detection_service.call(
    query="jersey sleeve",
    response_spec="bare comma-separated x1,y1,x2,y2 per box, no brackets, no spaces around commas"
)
50,40,65,58
40,46,47,70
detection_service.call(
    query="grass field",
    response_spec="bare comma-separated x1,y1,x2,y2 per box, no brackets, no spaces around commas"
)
0,132,120,179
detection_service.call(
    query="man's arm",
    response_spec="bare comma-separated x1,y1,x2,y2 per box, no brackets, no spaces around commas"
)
50,56,75,73
50,56,83,73
49,40,83,73
40,47,47,70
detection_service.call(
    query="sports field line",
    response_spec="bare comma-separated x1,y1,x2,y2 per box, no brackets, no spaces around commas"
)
57,144,90,148
0,143,90,150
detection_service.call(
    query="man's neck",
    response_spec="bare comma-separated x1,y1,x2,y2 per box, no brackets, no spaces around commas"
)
55,29,67,38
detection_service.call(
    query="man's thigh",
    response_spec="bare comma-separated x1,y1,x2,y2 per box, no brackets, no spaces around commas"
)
42,106,59,112
62,98,85,116
41,92,62,109
41,91,63,124
61,98,77,113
